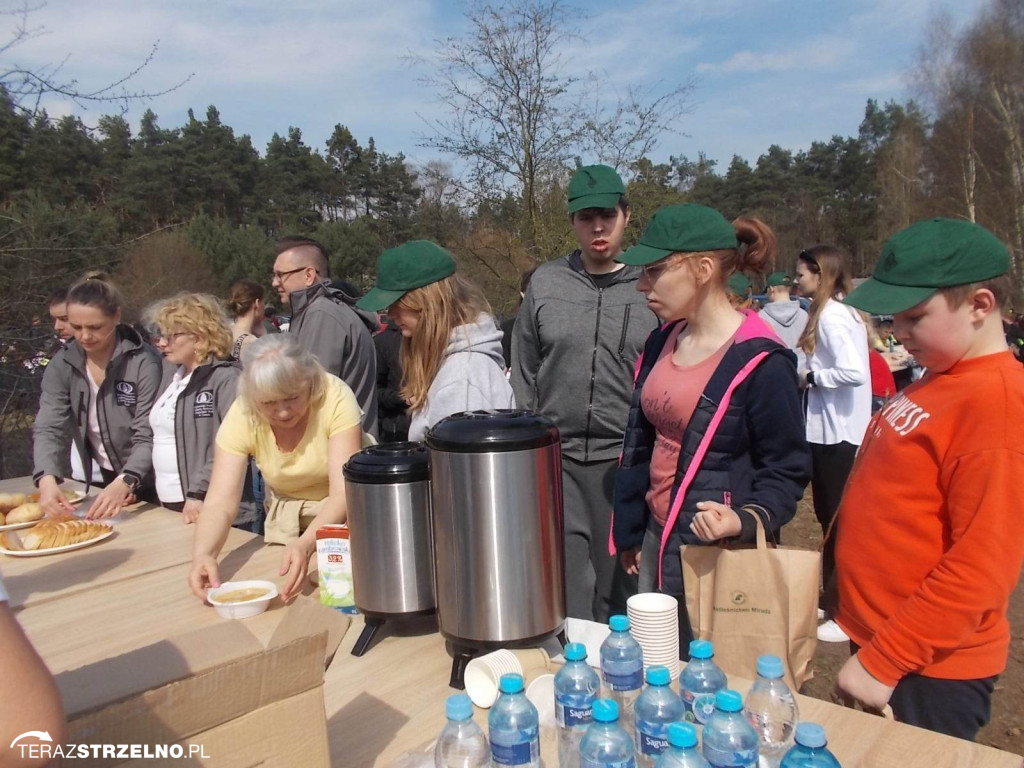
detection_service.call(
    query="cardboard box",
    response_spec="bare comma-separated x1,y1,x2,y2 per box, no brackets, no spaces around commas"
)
55,601,349,767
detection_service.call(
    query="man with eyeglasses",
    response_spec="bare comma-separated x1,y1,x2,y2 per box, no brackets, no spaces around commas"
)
511,165,657,622
272,236,378,437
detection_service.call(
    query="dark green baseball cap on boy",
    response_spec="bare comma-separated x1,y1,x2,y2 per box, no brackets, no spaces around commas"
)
766,271,793,288
616,203,738,266
356,240,456,311
568,165,626,214
844,218,1010,315
727,272,751,297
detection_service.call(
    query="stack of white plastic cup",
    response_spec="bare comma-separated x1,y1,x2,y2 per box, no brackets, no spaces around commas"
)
463,649,525,707
626,592,681,680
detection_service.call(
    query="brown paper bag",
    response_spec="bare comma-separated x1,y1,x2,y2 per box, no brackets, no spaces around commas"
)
681,516,819,691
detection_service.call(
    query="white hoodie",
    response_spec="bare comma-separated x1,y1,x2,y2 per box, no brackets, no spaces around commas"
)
407,314,516,442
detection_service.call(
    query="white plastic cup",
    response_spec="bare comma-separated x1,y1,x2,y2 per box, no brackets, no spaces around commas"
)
463,649,522,708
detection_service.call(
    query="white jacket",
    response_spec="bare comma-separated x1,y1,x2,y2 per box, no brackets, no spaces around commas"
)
804,298,872,446
408,314,516,442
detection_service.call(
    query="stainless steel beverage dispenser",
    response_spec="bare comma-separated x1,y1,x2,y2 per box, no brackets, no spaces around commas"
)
343,443,434,656
425,411,567,687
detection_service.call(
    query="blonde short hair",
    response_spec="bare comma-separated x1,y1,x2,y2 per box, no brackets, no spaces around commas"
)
153,293,233,364
238,335,328,417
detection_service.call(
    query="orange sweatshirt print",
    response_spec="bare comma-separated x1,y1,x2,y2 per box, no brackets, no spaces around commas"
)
835,350,1024,686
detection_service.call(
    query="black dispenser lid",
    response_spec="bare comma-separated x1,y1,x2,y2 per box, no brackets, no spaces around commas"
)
424,410,560,453
342,442,431,484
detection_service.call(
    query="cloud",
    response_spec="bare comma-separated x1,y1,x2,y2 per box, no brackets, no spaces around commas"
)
697,36,853,74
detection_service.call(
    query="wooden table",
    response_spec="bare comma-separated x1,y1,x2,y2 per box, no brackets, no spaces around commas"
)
2,478,1022,767
325,620,1024,768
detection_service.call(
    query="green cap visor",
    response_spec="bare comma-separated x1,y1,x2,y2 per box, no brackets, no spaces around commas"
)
357,286,411,312
843,281,938,315
616,242,675,266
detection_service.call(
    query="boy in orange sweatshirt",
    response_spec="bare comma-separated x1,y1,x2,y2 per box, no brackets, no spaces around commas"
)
834,218,1024,740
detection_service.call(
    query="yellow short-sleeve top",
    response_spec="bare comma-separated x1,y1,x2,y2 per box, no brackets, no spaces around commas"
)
216,374,361,500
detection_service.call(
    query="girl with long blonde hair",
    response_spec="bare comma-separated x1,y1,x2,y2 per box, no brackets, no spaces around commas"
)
793,245,871,644
357,240,515,440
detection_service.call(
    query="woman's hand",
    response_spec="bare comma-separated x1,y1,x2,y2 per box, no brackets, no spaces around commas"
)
38,476,74,517
620,547,642,576
689,500,743,542
189,554,221,600
87,477,131,519
182,498,203,525
279,538,314,603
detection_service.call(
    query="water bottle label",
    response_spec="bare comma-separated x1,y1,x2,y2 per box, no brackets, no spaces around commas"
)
490,726,539,766
555,693,593,728
683,691,717,724
701,745,756,767
636,722,670,756
581,757,636,768
602,660,643,691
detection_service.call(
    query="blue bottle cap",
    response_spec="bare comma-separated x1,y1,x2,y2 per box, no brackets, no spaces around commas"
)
688,639,713,660
564,642,588,662
446,693,473,721
592,698,619,723
645,665,671,686
756,655,784,679
714,689,743,712
795,722,827,749
498,673,524,694
667,722,698,749
609,615,630,632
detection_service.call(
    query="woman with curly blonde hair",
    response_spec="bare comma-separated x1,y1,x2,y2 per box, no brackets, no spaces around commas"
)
357,240,515,440
149,293,241,522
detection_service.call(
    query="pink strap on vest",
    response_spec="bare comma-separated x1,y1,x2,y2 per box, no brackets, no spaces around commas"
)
654,351,771,589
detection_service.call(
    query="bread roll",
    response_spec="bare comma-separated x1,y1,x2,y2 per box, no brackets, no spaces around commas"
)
6,503,43,524
17,518,111,550
0,493,29,513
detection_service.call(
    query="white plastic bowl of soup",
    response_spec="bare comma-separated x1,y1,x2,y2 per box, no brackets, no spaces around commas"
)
207,580,278,619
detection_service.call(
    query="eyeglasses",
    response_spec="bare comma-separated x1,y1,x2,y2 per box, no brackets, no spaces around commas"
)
158,332,193,343
641,254,692,280
271,266,311,282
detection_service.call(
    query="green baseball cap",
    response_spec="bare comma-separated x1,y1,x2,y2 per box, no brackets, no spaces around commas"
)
568,165,625,214
356,240,456,311
844,218,1010,314
616,204,739,266
766,271,792,288
727,272,751,297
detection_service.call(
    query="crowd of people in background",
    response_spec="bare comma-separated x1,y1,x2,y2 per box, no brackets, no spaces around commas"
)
18,163,1024,745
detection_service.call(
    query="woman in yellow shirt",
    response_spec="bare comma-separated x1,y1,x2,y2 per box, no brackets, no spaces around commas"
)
187,335,363,602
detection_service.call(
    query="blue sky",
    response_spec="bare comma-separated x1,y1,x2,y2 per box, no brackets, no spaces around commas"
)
6,0,986,176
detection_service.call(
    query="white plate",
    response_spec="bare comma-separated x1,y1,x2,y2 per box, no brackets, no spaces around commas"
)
25,490,87,505
0,520,41,533
0,529,115,557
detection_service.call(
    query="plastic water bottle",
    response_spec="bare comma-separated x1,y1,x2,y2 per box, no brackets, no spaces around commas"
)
579,699,636,768
555,642,601,768
702,690,758,768
600,615,644,732
743,655,798,768
779,724,841,768
489,673,540,767
634,665,684,768
679,640,728,728
655,723,712,768
435,693,490,768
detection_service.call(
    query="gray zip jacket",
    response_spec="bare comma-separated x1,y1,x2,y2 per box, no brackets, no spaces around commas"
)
511,252,658,462
33,326,163,488
157,358,241,500
288,281,379,437
407,314,516,442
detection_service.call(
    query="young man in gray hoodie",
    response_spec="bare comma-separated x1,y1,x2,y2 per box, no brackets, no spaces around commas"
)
272,236,379,437
512,165,658,622
758,271,808,371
